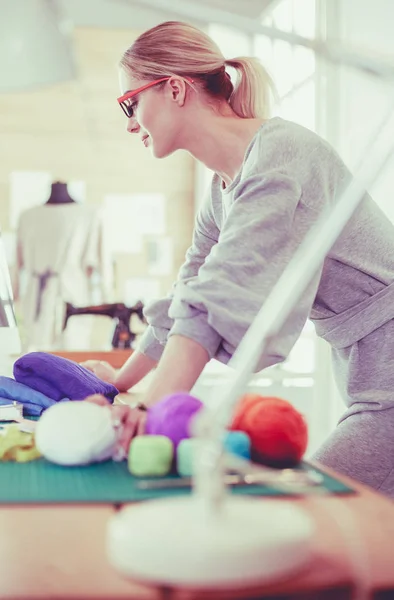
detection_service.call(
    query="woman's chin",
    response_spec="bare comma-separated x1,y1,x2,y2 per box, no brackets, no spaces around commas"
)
152,147,166,159
151,141,176,159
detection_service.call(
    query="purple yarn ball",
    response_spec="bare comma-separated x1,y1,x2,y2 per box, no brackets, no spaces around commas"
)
145,392,203,448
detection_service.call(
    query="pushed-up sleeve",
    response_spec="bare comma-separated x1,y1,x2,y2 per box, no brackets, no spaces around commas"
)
168,171,322,369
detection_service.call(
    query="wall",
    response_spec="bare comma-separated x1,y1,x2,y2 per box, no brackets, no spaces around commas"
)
0,28,196,348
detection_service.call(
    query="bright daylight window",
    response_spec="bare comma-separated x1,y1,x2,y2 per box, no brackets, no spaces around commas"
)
253,0,319,390
205,0,333,451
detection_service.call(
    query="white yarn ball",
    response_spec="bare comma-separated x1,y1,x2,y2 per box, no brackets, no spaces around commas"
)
35,402,118,466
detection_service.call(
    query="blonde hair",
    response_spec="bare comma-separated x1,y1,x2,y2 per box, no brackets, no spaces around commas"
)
120,21,275,119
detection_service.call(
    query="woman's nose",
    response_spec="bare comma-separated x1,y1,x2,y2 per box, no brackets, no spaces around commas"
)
127,116,140,134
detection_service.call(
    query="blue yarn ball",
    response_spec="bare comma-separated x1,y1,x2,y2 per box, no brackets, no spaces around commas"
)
223,430,251,460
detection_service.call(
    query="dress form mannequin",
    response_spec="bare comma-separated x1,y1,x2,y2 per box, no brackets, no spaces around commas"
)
46,181,76,205
15,184,108,350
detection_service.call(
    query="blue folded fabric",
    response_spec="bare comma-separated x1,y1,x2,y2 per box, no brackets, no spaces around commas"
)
0,376,57,417
13,352,119,403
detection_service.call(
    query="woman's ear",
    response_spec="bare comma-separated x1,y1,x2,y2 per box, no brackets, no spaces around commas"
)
167,77,187,107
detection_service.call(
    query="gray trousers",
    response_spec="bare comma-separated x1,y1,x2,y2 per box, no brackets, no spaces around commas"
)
312,408,394,498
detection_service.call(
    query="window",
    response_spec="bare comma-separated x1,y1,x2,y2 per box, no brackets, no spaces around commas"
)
198,1,337,453
255,0,317,129
253,0,336,452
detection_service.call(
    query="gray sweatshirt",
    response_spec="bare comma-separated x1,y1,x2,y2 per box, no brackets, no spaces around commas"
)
139,117,394,413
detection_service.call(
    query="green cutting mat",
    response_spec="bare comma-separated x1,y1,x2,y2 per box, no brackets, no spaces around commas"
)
0,458,354,504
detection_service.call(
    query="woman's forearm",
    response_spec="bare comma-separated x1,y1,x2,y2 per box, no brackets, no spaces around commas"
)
114,351,158,392
143,335,210,407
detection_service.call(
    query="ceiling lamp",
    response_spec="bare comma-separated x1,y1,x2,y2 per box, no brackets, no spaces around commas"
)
0,0,76,92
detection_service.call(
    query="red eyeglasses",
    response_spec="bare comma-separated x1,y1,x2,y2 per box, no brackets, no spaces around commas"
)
117,76,194,118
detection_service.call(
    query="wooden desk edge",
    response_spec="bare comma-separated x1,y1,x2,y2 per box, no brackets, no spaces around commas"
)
50,350,132,369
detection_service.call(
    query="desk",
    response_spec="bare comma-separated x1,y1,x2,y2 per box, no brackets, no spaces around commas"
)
0,467,393,599
17,351,390,597
51,350,132,369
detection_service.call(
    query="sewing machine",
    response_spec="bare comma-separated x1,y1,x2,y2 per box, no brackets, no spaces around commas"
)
63,302,146,349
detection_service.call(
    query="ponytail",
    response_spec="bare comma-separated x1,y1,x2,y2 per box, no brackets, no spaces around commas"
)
225,56,276,119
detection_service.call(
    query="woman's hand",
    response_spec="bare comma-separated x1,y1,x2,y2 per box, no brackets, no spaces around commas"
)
80,360,117,385
81,352,157,393
84,394,147,460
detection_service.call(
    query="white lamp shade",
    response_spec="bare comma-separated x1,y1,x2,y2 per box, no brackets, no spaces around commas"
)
0,0,76,92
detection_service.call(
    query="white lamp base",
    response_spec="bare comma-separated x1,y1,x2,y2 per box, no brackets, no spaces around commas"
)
107,495,314,588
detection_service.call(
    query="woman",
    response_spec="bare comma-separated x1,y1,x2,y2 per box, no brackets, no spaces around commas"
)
87,21,394,496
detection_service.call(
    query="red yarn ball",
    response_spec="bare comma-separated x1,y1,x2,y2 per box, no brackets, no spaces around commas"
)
230,394,308,467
